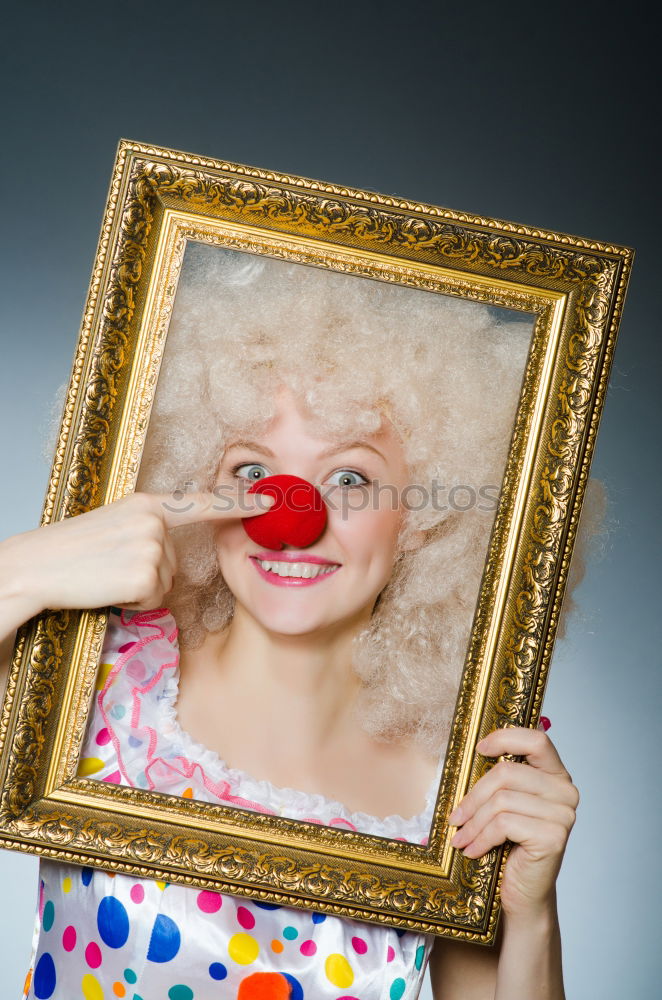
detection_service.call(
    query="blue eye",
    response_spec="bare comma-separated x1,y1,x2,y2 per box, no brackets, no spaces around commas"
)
232,463,269,482
326,469,369,489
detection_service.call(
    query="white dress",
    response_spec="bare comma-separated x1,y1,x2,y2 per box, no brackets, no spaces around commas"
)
23,608,437,1000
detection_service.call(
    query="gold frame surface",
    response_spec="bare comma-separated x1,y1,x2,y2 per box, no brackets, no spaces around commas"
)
0,139,632,942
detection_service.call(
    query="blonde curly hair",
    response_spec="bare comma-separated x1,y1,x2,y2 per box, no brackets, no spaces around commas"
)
136,242,603,754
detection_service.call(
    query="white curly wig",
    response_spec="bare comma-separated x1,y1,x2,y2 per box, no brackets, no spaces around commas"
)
135,242,603,754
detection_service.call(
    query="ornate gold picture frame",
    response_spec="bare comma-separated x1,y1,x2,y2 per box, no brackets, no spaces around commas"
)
0,139,631,943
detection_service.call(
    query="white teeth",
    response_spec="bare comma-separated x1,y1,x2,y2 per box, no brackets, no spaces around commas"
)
256,559,338,578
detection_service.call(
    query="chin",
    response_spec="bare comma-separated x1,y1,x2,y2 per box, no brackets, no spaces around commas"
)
257,613,337,638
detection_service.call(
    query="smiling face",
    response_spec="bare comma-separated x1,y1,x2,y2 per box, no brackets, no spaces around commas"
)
212,385,414,639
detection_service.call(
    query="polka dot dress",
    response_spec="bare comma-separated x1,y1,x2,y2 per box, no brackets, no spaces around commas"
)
23,609,437,1000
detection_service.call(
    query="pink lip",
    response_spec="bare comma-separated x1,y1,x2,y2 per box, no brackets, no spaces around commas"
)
251,550,340,566
249,556,341,587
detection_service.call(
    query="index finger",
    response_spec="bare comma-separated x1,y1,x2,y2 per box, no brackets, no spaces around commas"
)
476,726,569,777
159,487,274,530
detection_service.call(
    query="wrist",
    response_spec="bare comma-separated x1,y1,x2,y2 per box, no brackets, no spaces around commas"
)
501,891,559,938
0,533,48,634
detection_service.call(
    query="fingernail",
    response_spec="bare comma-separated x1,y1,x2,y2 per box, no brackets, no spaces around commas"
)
448,807,462,824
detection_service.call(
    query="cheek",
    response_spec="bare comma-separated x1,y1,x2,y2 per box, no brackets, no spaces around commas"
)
214,521,247,562
332,503,401,564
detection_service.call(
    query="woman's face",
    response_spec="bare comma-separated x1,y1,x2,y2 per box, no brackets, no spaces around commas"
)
213,386,414,638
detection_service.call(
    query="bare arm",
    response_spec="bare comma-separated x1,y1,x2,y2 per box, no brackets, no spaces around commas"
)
429,727,576,998
429,901,564,999
0,533,48,702
0,488,273,703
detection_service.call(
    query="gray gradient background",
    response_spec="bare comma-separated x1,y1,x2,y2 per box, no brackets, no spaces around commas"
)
0,2,659,997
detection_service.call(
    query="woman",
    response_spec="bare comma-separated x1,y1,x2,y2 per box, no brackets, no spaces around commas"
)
0,246,586,998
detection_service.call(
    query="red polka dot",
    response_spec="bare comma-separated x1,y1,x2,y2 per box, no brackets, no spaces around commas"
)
300,939,317,956
118,642,136,653
351,936,367,955
237,972,291,1000
197,890,222,913
387,945,395,962
62,925,76,952
95,728,111,746
85,941,102,968
130,884,144,904
237,905,255,929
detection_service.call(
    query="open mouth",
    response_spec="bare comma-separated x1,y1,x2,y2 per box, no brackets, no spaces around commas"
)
249,556,341,585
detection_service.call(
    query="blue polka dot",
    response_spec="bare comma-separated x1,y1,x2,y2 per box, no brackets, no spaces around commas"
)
311,912,326,924
390,978,406,1000
136,770,148,788
124,968,138,984
209,962,227,980
147,913,181,963
81,867,94,886
33,952,56,999
282,974,303,1000
128,735,143,748
168,988,193,1000
42,900,55,932
395,927,406,938
415,943,426,970
110,703,126,719
98,896,130,948
282,925,298,940
253,901,281,910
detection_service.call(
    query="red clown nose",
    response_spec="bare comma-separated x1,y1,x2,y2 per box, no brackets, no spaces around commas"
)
242,474,327,550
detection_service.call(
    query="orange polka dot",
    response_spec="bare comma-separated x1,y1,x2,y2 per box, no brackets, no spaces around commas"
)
237,972,291,1000
182,787,193,798
23,969,32,994
113,982,126,997
271,939,284,953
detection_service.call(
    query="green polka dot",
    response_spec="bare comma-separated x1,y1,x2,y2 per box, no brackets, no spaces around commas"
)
390,978,406,1000
415,944,426,970
42,900,55,932
168,987,193,1000
283,925,298,940
124,969,137,984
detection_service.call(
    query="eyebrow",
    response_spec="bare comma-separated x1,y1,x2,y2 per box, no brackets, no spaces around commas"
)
224,439,387,462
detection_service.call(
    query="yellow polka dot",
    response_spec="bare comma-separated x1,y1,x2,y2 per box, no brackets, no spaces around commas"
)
62,877,72,894
95,662,114,691
228,932,260,965
81,972,105,1000
155,880,167,890
78,757,105,776
325,953,354,989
